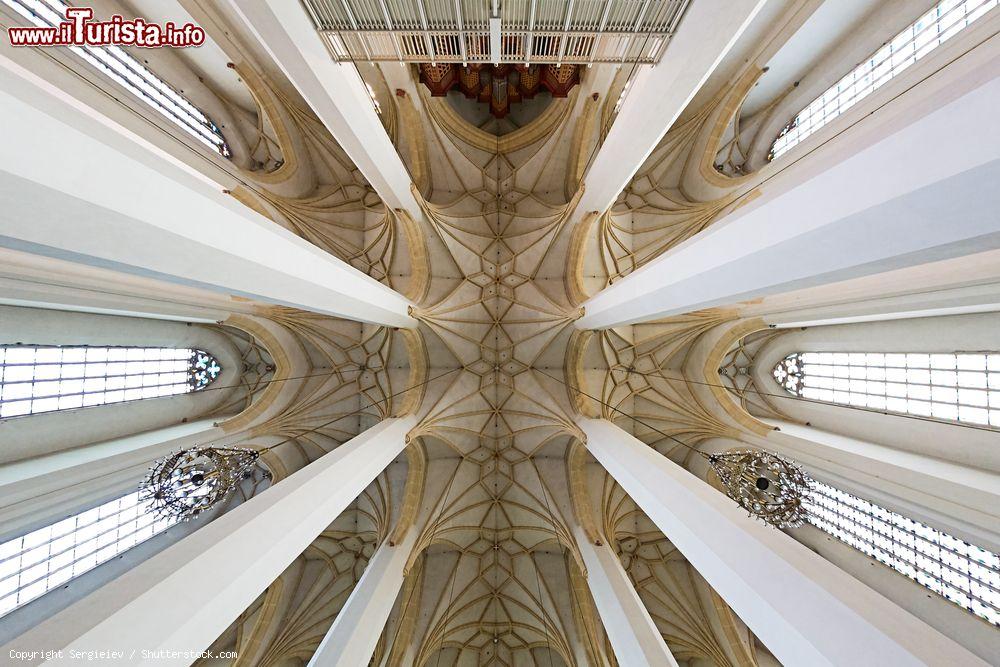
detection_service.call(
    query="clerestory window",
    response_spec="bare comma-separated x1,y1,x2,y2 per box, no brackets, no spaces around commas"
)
773,352,1000,428
0,491,177,617
805,480,999,626
769,0,998,160
0,346,221,419
1,0,231,157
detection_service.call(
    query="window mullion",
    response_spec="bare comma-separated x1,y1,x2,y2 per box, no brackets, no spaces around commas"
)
803,479,1000,624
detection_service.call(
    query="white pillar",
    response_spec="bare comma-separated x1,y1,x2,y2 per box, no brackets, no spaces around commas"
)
573,0,765,223
0,421,219,543
0,246,235,324
1,416,417,667
228,0,423,221
577,64,1000,329
762,421,1000,554
0,66,415,329
574,526,678,667
577,418,989,666
309,530,417,666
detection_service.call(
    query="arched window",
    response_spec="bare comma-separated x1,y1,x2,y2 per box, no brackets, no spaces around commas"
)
769,0,998,160
773,352,999,427
1,0,231,157
805,480,999,626
0,346,221,419
0,490,177,617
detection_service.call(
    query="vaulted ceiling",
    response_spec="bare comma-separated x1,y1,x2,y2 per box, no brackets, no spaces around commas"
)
22,0,886,664
2,0,998,661
202,51,774,663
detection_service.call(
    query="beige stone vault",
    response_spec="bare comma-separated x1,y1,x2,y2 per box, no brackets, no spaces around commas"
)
123,5,806,662
3,0,998,663
184,50,786,664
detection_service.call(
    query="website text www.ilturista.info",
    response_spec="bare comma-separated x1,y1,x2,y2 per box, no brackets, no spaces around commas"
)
7,6,204,48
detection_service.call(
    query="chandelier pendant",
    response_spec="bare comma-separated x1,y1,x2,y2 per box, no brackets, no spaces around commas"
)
708,449,812,529
140,446,260,521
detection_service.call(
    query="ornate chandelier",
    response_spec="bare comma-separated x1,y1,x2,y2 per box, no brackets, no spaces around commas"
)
137,367,458,521
539,365,816,531
708,449,812,529
140,447,260,521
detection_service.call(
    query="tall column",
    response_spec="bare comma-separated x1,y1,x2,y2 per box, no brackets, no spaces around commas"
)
0,246,237,324
572,0,764,224
0,420,219,543
760,421,1000,554
577,418,988,666
309,530,418,666
1,416,417,666
0,67,415,329
229,0,423,221
577,61,1000,329
574,526,678,667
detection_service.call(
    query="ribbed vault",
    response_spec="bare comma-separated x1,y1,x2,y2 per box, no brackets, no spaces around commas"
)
173,4,790,662
8,1,993,663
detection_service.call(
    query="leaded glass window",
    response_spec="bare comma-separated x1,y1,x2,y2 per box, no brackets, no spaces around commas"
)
769,0,998,160
805,480,999,626
0,491,178,617
1,0,231,157
773,352,1000,428
0,346,221,419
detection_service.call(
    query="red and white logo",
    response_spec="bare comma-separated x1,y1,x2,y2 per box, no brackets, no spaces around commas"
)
7,7,205,48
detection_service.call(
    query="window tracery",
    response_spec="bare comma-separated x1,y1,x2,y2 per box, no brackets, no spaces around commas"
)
0,346,221,419
1,0,231,157
805,480,999,626
773,352,999,428
0,490,178,617
769,0,998,160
